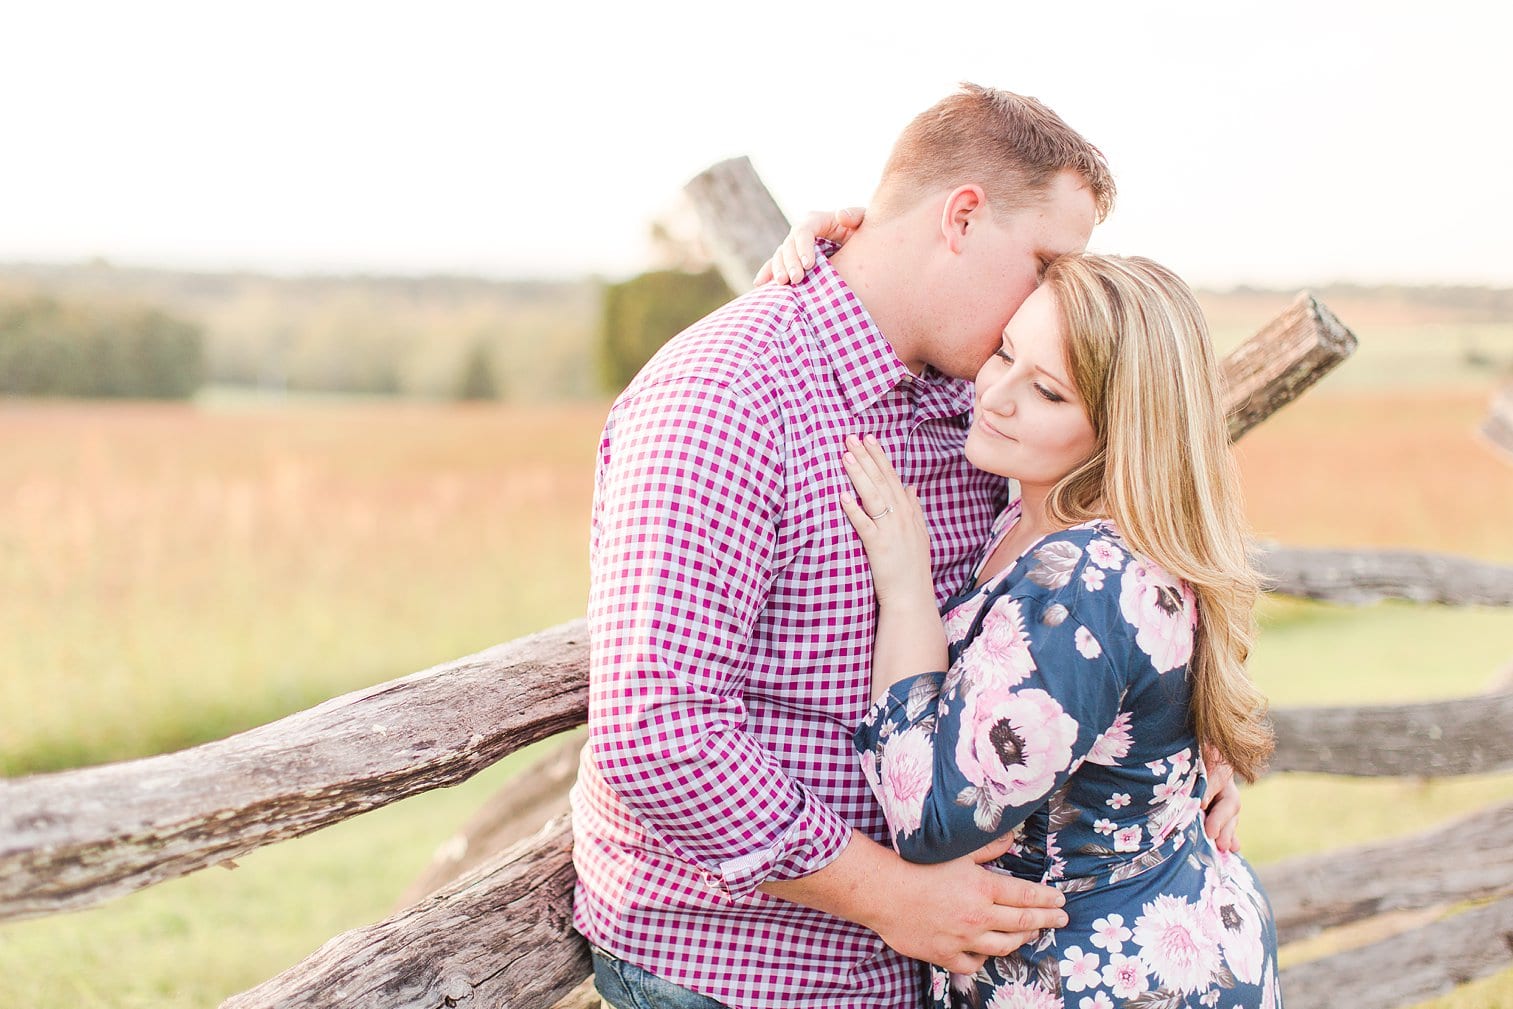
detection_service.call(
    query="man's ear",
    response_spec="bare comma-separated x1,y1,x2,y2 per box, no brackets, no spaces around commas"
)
938,185,987,255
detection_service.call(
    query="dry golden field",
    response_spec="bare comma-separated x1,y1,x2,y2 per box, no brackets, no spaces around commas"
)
1,378,1510,1006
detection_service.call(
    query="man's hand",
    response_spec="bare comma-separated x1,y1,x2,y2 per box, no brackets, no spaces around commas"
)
1201,745,1242,853
761,830,1066,975
867,833,1068,974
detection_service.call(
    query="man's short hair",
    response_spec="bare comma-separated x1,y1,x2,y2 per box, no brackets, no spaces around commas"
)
878,83,1115,223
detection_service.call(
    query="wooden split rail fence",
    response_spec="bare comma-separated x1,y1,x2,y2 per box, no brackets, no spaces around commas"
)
3,158,1511,1009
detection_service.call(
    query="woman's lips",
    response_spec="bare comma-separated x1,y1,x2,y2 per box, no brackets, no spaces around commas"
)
975,413,1016,441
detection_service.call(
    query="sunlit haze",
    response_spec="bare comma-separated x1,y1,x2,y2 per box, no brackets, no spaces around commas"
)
5,0,1509,287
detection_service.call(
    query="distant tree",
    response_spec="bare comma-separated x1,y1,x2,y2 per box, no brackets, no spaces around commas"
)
453,340,499,400
599,268,734,392
0,295,204,398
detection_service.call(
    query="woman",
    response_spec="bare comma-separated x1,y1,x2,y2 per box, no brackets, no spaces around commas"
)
768,232,1280,1008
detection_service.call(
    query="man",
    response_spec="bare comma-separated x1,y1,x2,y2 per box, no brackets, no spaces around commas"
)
572,85,1117,1009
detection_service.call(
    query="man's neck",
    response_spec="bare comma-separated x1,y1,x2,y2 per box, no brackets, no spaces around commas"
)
829,229,926,375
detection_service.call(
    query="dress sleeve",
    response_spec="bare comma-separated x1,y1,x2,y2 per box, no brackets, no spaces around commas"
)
853,536,1129,864
587,378,851,899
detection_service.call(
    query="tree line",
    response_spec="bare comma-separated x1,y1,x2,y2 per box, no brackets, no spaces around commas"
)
0,295,204,398
3,263,1506,400
0,266,736,400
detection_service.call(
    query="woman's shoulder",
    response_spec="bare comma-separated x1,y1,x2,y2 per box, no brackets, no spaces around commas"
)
1008,523,1198,675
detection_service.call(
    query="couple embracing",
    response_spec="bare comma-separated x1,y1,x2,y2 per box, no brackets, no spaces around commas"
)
570,84,1281,1009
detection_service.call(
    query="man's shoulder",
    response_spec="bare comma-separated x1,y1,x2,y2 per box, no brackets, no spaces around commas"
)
624,284,813,402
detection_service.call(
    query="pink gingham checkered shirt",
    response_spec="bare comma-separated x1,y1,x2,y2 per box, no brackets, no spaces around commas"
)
570,250,1008,1009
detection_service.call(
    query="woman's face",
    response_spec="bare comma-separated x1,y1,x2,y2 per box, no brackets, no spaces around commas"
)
965,284,1097,488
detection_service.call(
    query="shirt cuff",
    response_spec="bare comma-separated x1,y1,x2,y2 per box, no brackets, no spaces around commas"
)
705,787,853,900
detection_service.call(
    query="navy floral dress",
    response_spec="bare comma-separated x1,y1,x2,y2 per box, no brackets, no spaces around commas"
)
854,501,1281,1009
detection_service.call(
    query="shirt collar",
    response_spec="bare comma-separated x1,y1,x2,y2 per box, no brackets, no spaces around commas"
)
792,251,912,415
794,251,975,419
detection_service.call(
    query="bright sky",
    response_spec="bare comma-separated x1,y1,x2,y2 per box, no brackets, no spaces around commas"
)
5,0,1510,287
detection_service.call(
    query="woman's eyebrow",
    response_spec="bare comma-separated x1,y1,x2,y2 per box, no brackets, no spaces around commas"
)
1035,364,1074,391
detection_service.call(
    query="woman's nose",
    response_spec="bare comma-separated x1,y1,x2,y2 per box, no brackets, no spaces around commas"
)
978,376,1016,415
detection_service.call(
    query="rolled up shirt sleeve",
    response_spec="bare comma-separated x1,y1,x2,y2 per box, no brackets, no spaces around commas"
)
587,376,851,899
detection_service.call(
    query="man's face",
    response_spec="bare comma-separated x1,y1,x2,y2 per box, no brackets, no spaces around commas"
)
924,171,1096,381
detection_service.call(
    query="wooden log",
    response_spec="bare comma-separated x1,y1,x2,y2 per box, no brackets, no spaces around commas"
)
1257,544,1513,606
1481,382,1513,461
1268,690,1513,776
1222,291,1358,441
1258,798,1513,943
683,156,791,293
222,816,591,1009
1277,896,1513,1009
0,620,591,923
394,733,584,910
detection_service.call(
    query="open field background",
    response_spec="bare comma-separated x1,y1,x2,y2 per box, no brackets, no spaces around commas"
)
1,286,1511,1006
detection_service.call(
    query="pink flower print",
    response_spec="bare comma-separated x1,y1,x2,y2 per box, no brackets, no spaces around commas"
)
1153,776,1186,804
1200,861,1266,985
1101,952,1149,999
930,970,948,1001
1091,913,1132,953
1169,747,1193,774
1146,759,1167,776
1087,711,1133,766
1075,625,1103,660
1093,817,1116,835
1212,846,1259,890
1080,565,1106,591
1200,990,1220,1008
943,595,984,644
950,972,977,1004
1133,894,1224,995
955,687,1079,828
1261,960,1278,1009
1107,792,1131,809
1059,946,1101,992
878,725,933,839
1079,994,1115,1009
960,597,1037,690
1087,538,1124,570
984,982,1062,1009
1114,826,1143,852
1119,557,1197,673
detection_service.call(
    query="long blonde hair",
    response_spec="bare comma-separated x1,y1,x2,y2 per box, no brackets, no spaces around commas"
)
1042,254,1273,782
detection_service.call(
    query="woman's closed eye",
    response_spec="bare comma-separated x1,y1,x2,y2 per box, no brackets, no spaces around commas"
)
996,351,1066,402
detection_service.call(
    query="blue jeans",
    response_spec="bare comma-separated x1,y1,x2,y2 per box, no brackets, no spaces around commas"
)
590,947,731,1009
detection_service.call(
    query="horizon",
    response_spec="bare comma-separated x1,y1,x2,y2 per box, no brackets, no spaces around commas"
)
5,255,1512,296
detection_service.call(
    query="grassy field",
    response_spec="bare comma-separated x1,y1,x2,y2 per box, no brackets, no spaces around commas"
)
1,367,1510,1004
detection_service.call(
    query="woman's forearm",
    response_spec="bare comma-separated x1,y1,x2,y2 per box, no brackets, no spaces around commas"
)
870,589,950,702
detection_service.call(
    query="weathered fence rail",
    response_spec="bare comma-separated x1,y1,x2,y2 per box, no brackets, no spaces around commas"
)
0,623,589,923
5,156,1511,1009
10,567,1512,928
